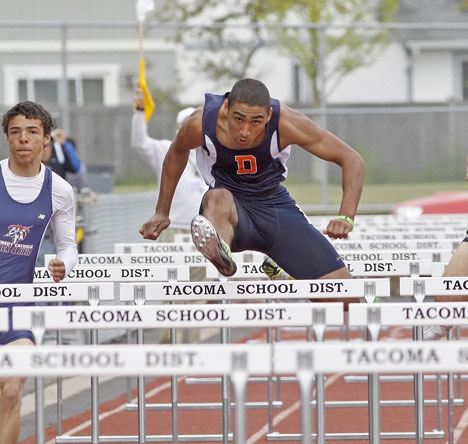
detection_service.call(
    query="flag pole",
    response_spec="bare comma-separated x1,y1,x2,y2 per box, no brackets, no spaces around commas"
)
135,0,156,122
138,21,144,61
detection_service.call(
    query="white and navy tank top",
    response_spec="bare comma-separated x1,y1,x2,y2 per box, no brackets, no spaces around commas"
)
196,93,291,195
0,165,53,284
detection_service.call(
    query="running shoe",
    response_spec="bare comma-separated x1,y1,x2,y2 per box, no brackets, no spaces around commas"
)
423,325,450,340
262,257,292,280
191,215,237,277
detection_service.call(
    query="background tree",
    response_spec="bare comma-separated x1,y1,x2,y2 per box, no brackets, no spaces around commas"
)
155,0,399,105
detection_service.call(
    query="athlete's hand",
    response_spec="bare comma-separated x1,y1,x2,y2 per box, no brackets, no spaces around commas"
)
134,87,145,111
139,213,170,240
48,258,66,283
323,217,354,240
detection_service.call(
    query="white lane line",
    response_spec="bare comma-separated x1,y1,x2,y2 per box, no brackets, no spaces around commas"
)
22,376,113,417
449,406,468,444
247,373,343,444
45,378,178,444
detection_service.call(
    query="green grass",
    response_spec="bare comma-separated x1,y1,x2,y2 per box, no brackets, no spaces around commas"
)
285,181,467,206
113,179,468,206
113,181,157,193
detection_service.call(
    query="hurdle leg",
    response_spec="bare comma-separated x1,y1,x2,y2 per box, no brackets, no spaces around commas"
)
436,373,443,431
137,328,147,444
126,329,134,405
231,352,248,444
297,351,313,444
413,326,425,444
31,311,46,444
35,377,46,444
56,329,64,436
90,329,100,444
273,327,282,406
447,328,455,444
170,322,179,444
312,309,326,444
366,307,381,444
266,326,277,435
221,324,231,444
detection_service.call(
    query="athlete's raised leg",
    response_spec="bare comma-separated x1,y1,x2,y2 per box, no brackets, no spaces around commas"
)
191,188,239,276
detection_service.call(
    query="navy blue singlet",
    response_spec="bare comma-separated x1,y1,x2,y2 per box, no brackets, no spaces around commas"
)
0,164,53,344
197,93,291,195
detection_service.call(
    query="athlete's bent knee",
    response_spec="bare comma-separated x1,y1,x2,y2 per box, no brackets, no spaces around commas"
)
0,378,25,412
202,188,234,212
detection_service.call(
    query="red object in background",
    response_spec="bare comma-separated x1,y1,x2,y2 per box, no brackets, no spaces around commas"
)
393,191,468,215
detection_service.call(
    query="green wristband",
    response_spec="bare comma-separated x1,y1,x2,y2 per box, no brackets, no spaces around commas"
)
336,215,354,226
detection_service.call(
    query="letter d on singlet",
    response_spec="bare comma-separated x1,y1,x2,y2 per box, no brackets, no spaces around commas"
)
235,155,257,175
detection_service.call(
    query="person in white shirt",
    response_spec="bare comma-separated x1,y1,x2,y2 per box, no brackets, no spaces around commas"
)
131,89,206,230
0,100,77,444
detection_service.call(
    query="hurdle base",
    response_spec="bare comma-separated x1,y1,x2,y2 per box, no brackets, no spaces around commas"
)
55,433,233,443
124,400,283,410
266,430,444,441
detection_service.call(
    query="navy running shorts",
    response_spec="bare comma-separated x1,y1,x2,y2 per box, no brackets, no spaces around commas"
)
229,185,345,279
0,303,35,345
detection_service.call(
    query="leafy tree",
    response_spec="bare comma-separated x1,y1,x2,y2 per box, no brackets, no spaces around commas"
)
459,0,468,12
155,0,399,105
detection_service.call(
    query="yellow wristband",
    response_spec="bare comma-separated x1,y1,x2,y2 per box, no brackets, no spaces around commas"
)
336,215,354,226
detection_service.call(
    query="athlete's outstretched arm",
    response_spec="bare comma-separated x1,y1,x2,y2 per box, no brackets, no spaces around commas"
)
139,109,203,240
279,105,365,239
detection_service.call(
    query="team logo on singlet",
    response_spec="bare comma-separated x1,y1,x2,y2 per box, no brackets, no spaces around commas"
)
0,224,34,256
4,224,32,245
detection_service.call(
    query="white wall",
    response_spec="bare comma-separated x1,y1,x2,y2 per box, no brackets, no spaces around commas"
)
176,45,294,105
327,43,408,104
413,50,453,102
176,41,460,106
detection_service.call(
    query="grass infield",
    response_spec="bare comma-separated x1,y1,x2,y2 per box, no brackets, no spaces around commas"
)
114,180,467,206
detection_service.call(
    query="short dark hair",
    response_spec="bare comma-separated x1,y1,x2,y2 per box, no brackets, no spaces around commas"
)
2,101,54,136
228,78,271,109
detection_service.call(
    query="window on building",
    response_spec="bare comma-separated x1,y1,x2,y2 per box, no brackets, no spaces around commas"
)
4,64,119,106
17,77,102,105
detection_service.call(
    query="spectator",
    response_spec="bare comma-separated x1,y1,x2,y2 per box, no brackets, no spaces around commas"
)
131,88,207,233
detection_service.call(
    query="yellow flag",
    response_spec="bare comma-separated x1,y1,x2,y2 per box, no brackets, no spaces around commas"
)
138,57,155,122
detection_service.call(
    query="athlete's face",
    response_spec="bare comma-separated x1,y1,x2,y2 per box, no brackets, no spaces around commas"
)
6,115,50,174
227,102,272,148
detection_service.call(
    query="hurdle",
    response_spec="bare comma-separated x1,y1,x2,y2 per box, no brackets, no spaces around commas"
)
13,302,344,444
331,238,458,252
205,259,434,281
0,282,113,444
114,242,197,254
114,242,265,263
46,251,264,268
119,278,391,302
4,341,468,443
273,340,468,444
1,343,271,444
0,282,114,307
348,301,468,444
34,265,191,283
120,278,389,440
19,277,389,443
345,230,465,241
